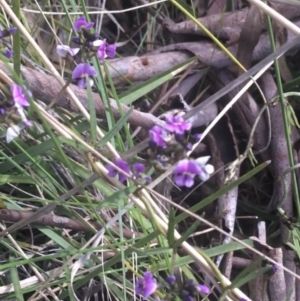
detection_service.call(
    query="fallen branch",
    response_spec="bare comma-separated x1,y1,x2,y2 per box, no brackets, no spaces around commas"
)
0,62,165,131
0,209,137,238
163,3,300,40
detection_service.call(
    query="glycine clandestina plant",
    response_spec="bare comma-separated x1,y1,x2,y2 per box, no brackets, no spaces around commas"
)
0,26,17,59
56,16,116,89
106,113,214,188
135,272,210,301
0,82,32,143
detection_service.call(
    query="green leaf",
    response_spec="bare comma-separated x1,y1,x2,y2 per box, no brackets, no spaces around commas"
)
99,185,137,208
97,106,134,148
173,220,201,248
167,209,176,247
86,80,97,144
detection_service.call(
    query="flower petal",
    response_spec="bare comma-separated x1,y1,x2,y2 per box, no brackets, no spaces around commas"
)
6,125,21,143
106,44,116,58
174,174,185,187
72,63,97,79
196,156,210,166
10,84,30,107
174,159,189,174
184,175,194,188
133,163,145,173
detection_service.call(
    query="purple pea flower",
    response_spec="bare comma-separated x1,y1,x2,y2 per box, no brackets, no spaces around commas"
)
106,158,130,183
91,39,116,62
272,264,278,272
195,284,210,294
3,49,12,58
72,63,97,89
56,45,80,58
173,159,201,188
181,290,193,301
72,36,81,45
73,16,94,31
106,43,117,58
135,272,157,298
185,279,210,296
132,163,151,183
166,275,176,286
97,40,107,62
132,163,145,174
10,84,30,107
149,125,169,148
7,27,17,35
165,115,192,135
0,27,17,38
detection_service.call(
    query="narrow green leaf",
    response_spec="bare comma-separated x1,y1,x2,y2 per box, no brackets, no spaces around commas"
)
173,220,201,248
86,80,97,144
10,254,24,301
97,106,134,148
99,185,137,208
167,209,176,247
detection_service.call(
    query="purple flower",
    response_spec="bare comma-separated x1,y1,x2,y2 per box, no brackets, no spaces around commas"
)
184,280,210,297
56,45,80,58
0,108,6,115
72,63,97,88
3,49,12,58
195,156,214,181
10,84,30,107
106,158,130,183
23,119,32,127
149,125,169,148
72,36,81,44
173,159,201,188
132,163,151,183
0,27,17,38
166,275,176,286
106,43,117,58
7,27,17,35
73,16,94,31
195,284,210,294
91,39,116,62
135,272,157,298
165,115,192,135
132,163,145,174
272,264,278,272
181,290,193,301
15,103,32,127
95,40,107,62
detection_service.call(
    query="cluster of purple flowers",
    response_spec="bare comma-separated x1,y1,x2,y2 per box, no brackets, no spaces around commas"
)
135,272,209,300
56,16,116,89
0,26,17,59
105,114,214,187
105,157,150,184
0,83,32,143
149,115,214,188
